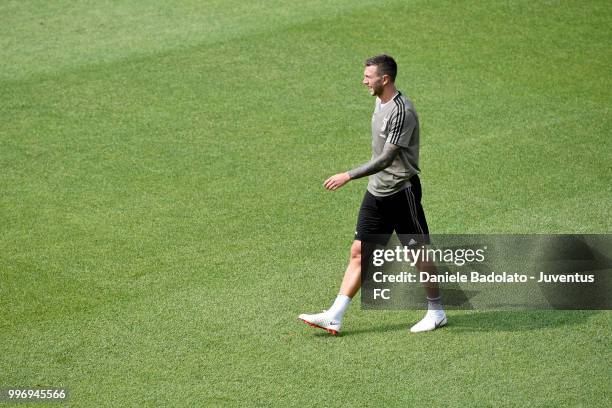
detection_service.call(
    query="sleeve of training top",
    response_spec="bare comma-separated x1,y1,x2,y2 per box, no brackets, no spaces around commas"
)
387,108,416,148
347,143,400,180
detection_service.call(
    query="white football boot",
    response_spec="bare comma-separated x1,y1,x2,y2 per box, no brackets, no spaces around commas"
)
298,311,341,335
410,310,447,333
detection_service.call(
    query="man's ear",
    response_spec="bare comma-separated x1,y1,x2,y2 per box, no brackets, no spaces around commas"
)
382,75,390,86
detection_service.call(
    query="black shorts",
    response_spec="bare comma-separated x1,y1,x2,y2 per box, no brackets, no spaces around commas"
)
355,175,430,246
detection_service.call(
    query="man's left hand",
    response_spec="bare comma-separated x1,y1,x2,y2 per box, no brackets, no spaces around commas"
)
324,172,351,191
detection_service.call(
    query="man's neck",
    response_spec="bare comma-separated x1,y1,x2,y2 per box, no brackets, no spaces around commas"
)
379,86,398,104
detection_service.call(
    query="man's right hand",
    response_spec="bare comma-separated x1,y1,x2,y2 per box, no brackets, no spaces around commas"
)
324,172,351,191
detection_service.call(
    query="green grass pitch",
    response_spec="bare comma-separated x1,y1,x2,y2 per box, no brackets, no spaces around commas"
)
1,0,610,406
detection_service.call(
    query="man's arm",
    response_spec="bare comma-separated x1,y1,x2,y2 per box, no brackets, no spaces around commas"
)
323,143,400,191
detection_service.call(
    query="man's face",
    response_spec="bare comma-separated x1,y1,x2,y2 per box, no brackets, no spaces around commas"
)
363,65,384,97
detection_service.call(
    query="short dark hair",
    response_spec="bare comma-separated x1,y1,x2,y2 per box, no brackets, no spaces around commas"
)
365,54,397,82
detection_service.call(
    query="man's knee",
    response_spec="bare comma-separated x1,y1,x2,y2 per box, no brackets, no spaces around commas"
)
415,258,436,272
350,240,362,261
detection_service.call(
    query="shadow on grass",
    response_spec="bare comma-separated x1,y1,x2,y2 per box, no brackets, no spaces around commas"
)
344,322,411,337
446,310,602,333
333,310,603,337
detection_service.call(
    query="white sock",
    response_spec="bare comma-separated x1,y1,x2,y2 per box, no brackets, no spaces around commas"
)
427,295,442,310
427,296,445,316
328,294,351,321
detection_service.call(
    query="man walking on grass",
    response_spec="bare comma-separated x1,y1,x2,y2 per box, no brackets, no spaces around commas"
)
299,54,447,335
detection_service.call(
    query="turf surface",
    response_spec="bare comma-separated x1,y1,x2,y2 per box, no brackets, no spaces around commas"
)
1,0,610,406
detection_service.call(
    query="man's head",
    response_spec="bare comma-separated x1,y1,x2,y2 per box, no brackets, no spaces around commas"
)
363,54,397,97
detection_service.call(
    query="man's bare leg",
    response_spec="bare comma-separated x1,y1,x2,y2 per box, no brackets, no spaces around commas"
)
416,258,441,300
339,240,362,297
